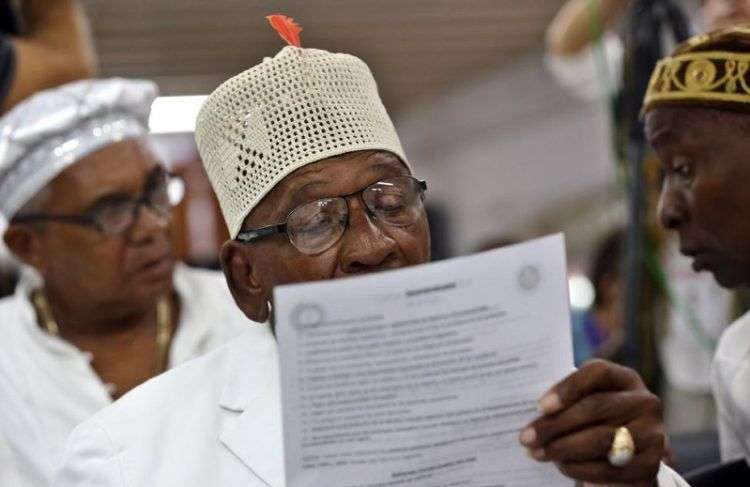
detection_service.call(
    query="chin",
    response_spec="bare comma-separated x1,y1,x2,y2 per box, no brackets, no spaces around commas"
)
711,269,748,290
135,271,174,299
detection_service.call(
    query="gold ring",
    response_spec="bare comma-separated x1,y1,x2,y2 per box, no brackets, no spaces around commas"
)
607,426,635,467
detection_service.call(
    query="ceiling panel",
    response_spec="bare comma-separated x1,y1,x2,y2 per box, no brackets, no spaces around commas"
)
82,0,566,113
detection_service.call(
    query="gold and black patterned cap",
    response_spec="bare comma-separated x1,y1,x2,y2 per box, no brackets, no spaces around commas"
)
643,25,750,115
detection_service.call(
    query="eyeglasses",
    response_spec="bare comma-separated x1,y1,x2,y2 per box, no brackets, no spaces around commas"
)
236,176,427,255
12,169,184,236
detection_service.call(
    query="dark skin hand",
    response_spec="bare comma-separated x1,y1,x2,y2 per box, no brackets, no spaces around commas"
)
520,360,665,485
4,138,177,398
646,106,750,288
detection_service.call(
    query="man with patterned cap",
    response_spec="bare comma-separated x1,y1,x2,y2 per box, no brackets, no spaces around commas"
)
0,78,255,486
55,17,687,487
643,25,750,467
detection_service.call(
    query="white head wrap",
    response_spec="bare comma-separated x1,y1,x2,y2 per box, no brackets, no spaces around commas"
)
0,78,158,219
195,46,410,238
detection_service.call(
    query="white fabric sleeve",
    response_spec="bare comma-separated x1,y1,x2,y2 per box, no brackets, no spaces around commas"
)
52,420,126,487
583,463,688,487
544,31,624,102
0,430,21,487
712,357,747,462
656,463,690,487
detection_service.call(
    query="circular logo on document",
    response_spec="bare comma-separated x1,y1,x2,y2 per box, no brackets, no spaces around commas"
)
518,264,541,291
291,303,325,330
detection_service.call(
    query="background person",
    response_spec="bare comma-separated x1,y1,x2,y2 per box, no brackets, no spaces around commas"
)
0,0,99,295
0,78,255,486
643,24,750,467
0,0,97,113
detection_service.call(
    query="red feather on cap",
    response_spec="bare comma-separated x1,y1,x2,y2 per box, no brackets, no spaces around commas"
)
266,14,302,48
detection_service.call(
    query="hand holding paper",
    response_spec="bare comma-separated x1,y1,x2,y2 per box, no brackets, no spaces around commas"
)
521,360,666,485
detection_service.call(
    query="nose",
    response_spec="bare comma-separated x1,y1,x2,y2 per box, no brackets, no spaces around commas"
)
658,182,688,231
339,196,399,273
128,203,171,245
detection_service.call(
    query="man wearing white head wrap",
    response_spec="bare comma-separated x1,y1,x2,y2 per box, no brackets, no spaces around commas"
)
0,78,255,487
55,17,686,487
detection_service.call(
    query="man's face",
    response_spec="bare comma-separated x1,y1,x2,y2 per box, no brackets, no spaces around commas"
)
16,138,175,308
235,151,430,316
703,0,750,30
647,107,750,288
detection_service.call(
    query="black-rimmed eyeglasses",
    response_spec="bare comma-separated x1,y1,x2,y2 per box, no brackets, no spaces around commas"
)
11,169,184,236
236,176,427,255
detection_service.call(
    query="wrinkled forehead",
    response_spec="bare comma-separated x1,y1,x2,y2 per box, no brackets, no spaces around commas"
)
646,107,722,147
645,106,750,168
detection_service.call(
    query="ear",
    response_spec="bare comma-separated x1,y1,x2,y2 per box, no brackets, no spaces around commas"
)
3,224,45,270
220,240,270,323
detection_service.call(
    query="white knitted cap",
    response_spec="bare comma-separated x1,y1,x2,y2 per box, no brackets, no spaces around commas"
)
195,46,410,238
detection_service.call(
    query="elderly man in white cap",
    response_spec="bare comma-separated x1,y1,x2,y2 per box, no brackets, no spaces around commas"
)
0,78,256,486
54,17,688,487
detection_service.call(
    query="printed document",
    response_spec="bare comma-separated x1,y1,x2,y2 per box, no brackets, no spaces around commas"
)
275,234,575,487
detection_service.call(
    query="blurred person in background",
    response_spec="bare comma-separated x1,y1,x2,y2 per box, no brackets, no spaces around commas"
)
644,25,750,467
0,0,97,113
0,0,99,296
0,78,256,486
545,0,750,101
573,229,627,365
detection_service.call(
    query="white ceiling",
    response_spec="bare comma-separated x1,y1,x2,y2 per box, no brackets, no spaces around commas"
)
82,0,566,114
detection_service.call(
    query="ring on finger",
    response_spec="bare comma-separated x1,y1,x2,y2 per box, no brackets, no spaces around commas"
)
607,426,635,467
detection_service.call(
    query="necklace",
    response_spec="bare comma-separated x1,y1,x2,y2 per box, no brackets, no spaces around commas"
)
31,291,174,376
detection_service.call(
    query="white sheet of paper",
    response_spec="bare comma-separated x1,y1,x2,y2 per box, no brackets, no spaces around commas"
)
275,234,575,487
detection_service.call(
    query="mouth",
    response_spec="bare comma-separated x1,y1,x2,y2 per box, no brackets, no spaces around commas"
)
134,253,174,280
680,247,711,272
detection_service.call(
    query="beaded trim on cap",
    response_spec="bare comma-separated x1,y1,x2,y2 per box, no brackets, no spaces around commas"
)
644,51,750,109
642,25,750,114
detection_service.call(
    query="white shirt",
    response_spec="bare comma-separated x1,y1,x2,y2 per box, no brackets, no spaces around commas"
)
0,264,253,487
544,32,624,102
53,329,688,487
0,430,21,487
712,310,750,462
662,241,731,393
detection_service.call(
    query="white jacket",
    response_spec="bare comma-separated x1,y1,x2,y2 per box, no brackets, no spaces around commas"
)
0,264,253,486
712,310,750,462
54,327,283,486
54,327,688,487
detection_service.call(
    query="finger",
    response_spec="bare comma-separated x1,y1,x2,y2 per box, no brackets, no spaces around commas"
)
524,391,659,447
555,452,662,484
531,425,614,463
537,360,643,415
531,418,665,464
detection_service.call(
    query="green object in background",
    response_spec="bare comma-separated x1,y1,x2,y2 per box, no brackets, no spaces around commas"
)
584,0,716,353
